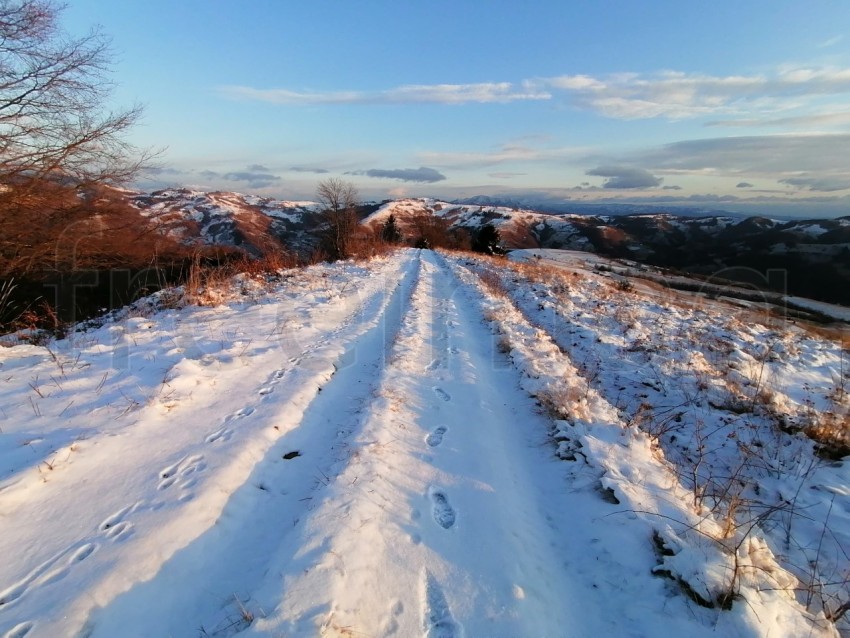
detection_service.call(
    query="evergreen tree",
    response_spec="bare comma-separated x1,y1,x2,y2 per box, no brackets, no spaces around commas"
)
472,223,505,255
381,214,403,244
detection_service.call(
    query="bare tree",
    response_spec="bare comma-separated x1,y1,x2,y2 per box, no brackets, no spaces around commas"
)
0,0,156,279
316,177,359,260
0,0,150,184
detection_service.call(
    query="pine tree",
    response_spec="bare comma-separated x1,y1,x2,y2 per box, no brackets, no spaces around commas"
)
381,214,403,244
472,223,505,255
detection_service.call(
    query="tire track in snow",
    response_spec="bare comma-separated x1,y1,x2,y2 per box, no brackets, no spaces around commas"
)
242,251,603,636
70,253,424,638
0,253,422,638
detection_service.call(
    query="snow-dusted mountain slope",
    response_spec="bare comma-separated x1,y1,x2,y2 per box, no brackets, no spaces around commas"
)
364,198,850,305
363,197,596,250
125,190,850,305
131,188,325,254
0,249,846,636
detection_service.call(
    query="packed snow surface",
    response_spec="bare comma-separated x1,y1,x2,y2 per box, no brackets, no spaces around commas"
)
0,250,846,637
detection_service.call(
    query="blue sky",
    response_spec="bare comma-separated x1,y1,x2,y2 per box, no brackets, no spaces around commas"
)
65,1,850,216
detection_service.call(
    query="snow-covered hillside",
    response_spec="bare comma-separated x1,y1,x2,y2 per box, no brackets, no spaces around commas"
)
132,189,324,254
0,249,846,637
362,197,596,250
123,190,850,305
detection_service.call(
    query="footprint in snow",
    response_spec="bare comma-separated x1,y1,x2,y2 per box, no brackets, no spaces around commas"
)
433,387,451,402
423,571,461,638
426,358,445,372
258,386,274,396
429,489,456,529
381,599,405,636
426,426,447,447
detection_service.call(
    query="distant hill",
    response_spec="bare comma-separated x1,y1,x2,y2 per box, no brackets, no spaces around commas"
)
452,194,752,219
128,191,850,307
130,189,326,255
363,199,850,306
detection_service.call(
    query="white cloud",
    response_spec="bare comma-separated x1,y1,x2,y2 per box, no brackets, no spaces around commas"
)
706,110,850,129
818,35,844,48
218,67,850,122
586,165,662,189
218,82,550,106
541,67,850,120
417,143,587,169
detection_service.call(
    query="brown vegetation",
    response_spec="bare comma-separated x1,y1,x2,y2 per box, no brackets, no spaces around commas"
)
0,0,168,332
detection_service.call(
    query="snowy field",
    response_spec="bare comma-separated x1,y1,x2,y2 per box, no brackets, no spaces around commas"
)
0,249,847,637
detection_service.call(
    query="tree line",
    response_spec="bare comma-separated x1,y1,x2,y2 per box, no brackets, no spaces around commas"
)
315,177,504,259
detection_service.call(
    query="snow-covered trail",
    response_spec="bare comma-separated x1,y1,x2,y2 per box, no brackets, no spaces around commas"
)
238,250,609,637
2,249,837,637
0,253,422,637
66,250,604,637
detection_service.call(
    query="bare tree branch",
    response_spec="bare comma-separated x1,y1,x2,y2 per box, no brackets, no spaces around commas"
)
316,178,359,260
0,0,159,279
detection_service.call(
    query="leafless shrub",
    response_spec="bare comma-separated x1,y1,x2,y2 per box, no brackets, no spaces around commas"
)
316,178,359,260
616,278,634,293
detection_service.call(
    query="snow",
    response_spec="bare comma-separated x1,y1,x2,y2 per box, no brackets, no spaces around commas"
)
797,223,831,238
785,297,850,322
0,249,846,637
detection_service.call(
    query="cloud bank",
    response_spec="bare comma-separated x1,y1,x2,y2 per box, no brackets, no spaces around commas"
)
586,165,662,189
219,66,850,123
348,167,447,183
544,68,850,120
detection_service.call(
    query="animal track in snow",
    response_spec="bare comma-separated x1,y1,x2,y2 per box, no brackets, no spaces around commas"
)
3,621,35,637
205,427,231,444
433,387,451,402
225,407,255,422
381,599,405,635
429,489,456,529
71,544,96,563
157,455,206,491
99,504,139,542
0,541,99,610
258,386,274,396
426,426,447,447
206,407,253,443
423,571,461,638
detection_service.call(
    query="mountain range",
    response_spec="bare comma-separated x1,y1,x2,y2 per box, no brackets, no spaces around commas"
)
130,189,850,306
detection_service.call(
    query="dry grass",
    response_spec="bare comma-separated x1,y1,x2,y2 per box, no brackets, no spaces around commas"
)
804,414,850,459
508,259,574,294
475,268,507,297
